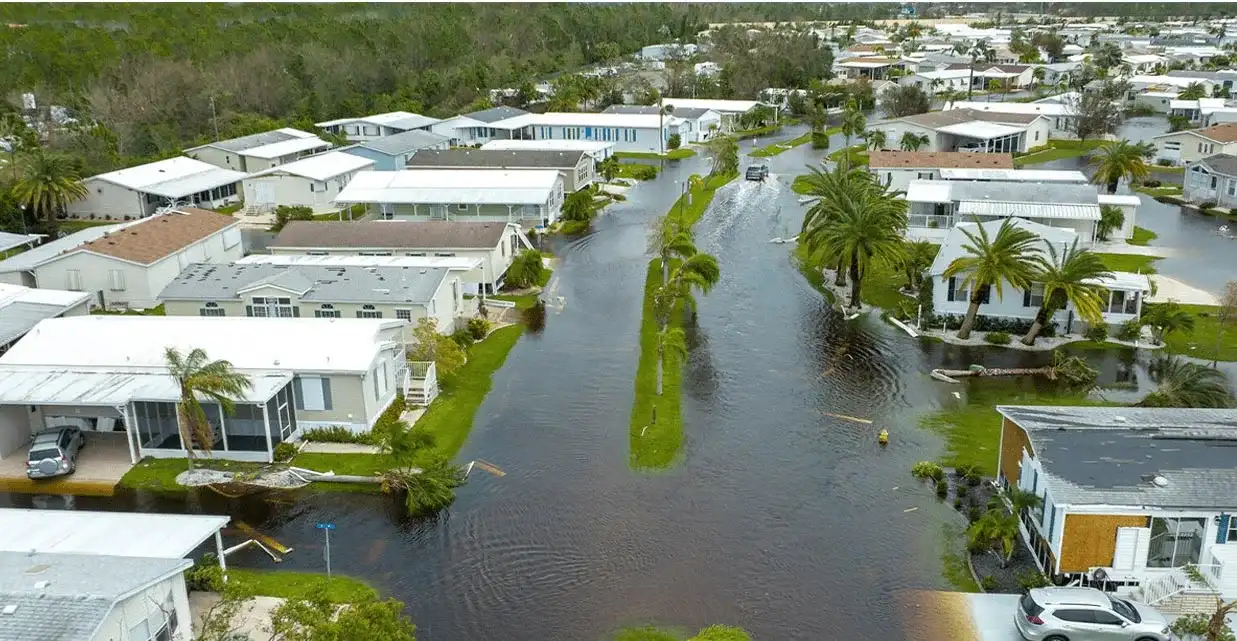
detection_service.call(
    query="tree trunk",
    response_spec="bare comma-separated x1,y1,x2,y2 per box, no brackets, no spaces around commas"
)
1020,304,1054,345
656,347,664,396
848,252,862,308
1107,179,1119,194
833,258,847,287
956,291,984,339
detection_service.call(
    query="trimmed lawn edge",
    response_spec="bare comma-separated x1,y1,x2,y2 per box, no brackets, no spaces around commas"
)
226,568,377,603
614,148,697,160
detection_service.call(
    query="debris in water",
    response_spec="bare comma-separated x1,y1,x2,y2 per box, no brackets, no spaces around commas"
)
903,507,919,513
822,411,873,425
236,522,293,555
878,429,889,446
472,460,506,477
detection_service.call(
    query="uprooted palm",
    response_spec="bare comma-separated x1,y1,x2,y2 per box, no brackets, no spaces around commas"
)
1139,356,1234,409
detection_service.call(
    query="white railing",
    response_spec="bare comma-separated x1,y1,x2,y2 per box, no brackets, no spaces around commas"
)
403,361,439,407
1139,564,1222,605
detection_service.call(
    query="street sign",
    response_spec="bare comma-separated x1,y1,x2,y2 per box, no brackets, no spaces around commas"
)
315,522,335,579
315,522,336,530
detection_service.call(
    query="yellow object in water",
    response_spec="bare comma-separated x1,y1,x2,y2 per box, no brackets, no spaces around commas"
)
878,429,889,446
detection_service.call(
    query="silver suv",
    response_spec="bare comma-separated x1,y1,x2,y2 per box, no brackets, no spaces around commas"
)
1016,587,1173,641
26,427,84,479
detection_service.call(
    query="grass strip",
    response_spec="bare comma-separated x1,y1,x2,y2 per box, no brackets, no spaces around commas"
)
1095,252,1158,274
1128,226,1158,246
1159,303,1237,362
613,148,697,160
227,568,377,603
118,458,265,493
827,145,869,166
1013,139,1104,167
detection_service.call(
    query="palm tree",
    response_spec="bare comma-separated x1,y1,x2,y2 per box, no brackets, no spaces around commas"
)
649,223,697,284
942,219,1042,339
965,41,996,99
1139,356,1234,408
799,164,874,287
662,252,721,318
1177,82,1208,100
863,129,887,150
706,136,738,178
900,131,930,151
1090,140,1150,194
1021,240,1113,345
382,454,467,516
801,183,907,308
899,239,938,290
658,102,675,155
839,100,866,158
654,325,687,395
164,347,253,469
1143,301,1196,345
1097,204,1125,241
967,509,1021,567
11,148,88,235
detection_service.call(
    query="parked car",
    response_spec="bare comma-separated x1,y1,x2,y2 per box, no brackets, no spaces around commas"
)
26,427,85,479
1016,587,1172,641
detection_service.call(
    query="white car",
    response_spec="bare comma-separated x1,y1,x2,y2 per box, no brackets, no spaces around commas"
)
1015,587,1173,641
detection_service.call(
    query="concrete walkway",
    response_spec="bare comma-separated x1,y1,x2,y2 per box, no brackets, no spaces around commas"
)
299,442,381,454
1093,240,1171,257
1149,275,1219,305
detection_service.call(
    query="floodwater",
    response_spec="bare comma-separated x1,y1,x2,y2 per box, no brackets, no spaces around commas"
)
2,126,1233,641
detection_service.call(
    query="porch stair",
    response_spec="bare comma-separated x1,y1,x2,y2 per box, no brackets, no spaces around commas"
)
1130,568,1223,615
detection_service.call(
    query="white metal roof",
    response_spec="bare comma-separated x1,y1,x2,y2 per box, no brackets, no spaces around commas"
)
914,69,974,80
930,218,1078,276
242,136,332,160
946,100,1072,117
0,508,229,559
906,180,954,203
0,316,403,374
316,111,441,131
662,98,760,114
0,284,91,348
1097,194,1143,207
1129,75,1204,88
91,157,246,198
1124,54,1164,65
488,111,677,131
838,59,895,68
0,282,89,308
936,121,1027,138
0,367,292,405
247,151,374,182
0,231,41,253
1090,271,1152,292
238,253,483,271
938,168,1088,183
1170,98,1228,110
957,200,1101,221
480,139,615,158
0,224,120,273
334,169,560,205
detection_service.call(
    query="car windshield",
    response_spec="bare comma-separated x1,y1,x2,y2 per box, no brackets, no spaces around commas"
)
28,448,60,461
1107,596,1140,623
1020,593,1044,616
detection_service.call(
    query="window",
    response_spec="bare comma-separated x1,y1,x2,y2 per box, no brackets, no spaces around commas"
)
1090,610,1125,626
434,252,456,257
916,172,933,180
1165,141,1181,150
248,296,297,318
128,619,152,641
357,304,383,319
946,277,970,303
456,203,468,211
200,302,225,317
358,251,392,256
65,269,82,291
1229,180,1236,197
314,304,341,318
1148,517,1207,567
396,309,413,321
294,375,332,411
405,252,427,257
1228,516,1237,543
375,361,388,399
1024,283,1045,308
1051,609,1094,623
108,269,126,291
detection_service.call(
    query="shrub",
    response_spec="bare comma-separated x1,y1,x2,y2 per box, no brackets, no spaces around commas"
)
1017,570,1051,592
186,554,224,592
956,484,969,497
935,482,948,499
1171,613,1237,641
451,329,475,347
1142,179,1161,187
273,442,297,463
467,317,490,340
667,134,681,150
967,506,982,522
1085,322,1109,342
302,425,379,445
911,461,945,482
810,131,830,149
1117,320,1142,341
985,331,1011,345
953,498,963,510
1200,200,1218,210
1155,158,1174,166
630,164,658,180
271,205,314,232
980,575,999,591
504,249,546,289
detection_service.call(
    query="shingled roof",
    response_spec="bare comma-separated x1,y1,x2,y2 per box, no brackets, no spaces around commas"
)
77,208,237,265
271,220,513,250
868,151,1015,169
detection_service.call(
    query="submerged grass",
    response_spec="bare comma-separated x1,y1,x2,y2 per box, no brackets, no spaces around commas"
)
1014,139,1104,167
227,568,377,603
1128,226,1158,246
614,148,697,160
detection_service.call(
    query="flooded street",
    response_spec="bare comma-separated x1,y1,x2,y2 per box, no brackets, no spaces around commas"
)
1,127,1233,641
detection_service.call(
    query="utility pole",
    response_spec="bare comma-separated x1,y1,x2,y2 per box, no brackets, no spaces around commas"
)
209,96,220,141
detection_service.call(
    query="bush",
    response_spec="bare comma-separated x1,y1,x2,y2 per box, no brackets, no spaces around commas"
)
911,461,945,482
1084,322,1109,342
467,317,490,340
271,205,314,232
967,506,982,523
985,331,1011,345
273,441,297,462
451,329,475,347
1116,320,1142,342
630,164,658,180
935,482,948,499
1171,613,1237,641
1155,158,1174,167
1017,570,1051,592
980,575,999,591
302,425,379,445
953,498,963,510
956,484,969,497
186,554,224,592
504,249,546,289
810,131,829,149
1200,200,1218,210
1142,179,1161,187
667,134,681,150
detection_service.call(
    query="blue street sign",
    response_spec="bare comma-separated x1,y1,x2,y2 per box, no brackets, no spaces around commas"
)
315,522,336,530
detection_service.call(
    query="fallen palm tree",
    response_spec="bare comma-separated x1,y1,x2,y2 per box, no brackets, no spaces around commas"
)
931,352,1098,390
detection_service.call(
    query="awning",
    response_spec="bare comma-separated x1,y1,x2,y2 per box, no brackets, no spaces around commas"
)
936,121,1025,139
0,367,292,406
0,508,229,559
905,181,954,204
957,200,1101,221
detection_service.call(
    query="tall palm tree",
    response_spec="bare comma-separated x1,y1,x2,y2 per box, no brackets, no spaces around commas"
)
654,326,687,395
899,239,938,290
1090,140,1150,194
799,164,874,287
662,252,721,318
863,129,887,150
801,183,907,308
1143,301,1196,345
839,100,866,158
965,41,996,99
1139,356,1234,408
649,223,697,285
1021,240,1113,345
942,219,1042,339
11,148,88,235
164,347,253,469
900,131,930,151
1177,82,1207,101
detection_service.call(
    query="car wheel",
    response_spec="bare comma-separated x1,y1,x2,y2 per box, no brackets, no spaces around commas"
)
1043,636,1068,641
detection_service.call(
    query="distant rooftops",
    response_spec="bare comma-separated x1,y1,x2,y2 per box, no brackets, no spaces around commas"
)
186,127,330,159
316,111,441,132
334,169,561,205
602,104,715,119
89,157,246,199
868,151,1015,169
248,151,374,181
886,108,1042,129
76,208,238,265
464,105,530,123
348,129,449,156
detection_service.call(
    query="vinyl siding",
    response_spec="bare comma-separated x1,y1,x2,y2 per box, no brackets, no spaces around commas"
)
189,146,245,172
94,575,192,641
243,166,370,214
66,178,148,220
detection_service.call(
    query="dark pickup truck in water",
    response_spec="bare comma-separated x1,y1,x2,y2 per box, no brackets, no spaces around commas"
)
745,164,769,181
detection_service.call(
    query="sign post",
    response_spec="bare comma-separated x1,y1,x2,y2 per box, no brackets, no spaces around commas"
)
315,522,336,580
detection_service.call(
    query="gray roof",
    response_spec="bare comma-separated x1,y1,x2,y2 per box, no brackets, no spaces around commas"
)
892,108,1042,128
602,105,714,119
405,148,586,170
0,302,81,348
202,128,304,153
0,552,191,641
271,220,513,250
1166,69,1237,82
1198,154,1237,177
0,225,120,274
0,232,40,254
465,106,529,123
158,262,450,305
999,405,1237,509
948,180,1100,205
351,129,449,156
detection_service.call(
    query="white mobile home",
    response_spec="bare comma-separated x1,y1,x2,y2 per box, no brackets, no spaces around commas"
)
430,106,530,146
0,282,90,354
67,157,245,220
480,139,615,161
185,127,332,173
405,148,595,192
945,100,1077,137
602,105,722,143
867,151,1015,192
316,111,441,142
241,151,374,213
0,315,409,463
872,109,1051,154
904,179,1123,243
1152,123,1237,166
486,112,676,155
335,169,564,227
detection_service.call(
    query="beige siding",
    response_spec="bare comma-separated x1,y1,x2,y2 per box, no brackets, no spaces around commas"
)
95,575,192,641
243,170,363,214
295,373,371,427
189,146,245,171
66,178,146,220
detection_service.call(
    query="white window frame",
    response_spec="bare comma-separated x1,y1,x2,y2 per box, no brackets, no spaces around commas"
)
357,304,383,319
200,302,225,317
250,296,295,318
395,309,413,321
314,304,341,318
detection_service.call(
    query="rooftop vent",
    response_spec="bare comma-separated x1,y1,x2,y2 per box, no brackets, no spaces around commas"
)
1,605,16,615
32,581,49,589
1152,475,1169,487
1113,416,1128,423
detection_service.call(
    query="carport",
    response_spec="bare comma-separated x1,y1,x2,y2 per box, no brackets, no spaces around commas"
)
0,507,230,563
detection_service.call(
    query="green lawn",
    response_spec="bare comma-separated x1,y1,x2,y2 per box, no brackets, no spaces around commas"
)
1159,304,1237,362
57,219,118,234
1132,184,1182,199
118,458,266,493
613,148,697,160
227,568,377,603
749,128,838,157
1013,139,1105,167
629,260,683,469
1095,253,1158,274
614,163,659,180
791,174,814,195
290,452,390,477
413,325,525,462
730,123,783,140
920,378,1115,476
490,267,553,309
793,242,921,313
827,145,869,166
1128,226,1158,246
